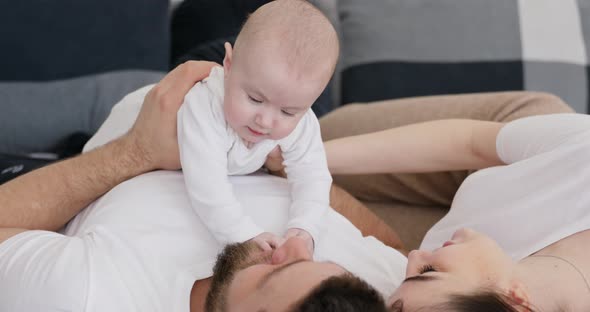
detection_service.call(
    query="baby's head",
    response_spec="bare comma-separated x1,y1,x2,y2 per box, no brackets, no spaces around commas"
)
222,0,339,144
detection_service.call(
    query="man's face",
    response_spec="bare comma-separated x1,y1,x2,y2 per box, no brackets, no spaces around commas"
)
207,237,346,311
222,44,330,145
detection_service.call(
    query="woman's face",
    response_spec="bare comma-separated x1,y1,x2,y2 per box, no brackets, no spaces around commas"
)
387,228,516,308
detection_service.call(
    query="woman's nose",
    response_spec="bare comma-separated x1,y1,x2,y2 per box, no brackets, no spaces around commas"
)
451,227,475,242
270,237,312,265
405,249,431,276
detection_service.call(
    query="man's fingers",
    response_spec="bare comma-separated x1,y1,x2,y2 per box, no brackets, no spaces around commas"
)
154,61,219,110
172,61,218,92
164,61,217,91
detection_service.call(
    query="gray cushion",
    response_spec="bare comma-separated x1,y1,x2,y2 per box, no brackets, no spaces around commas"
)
0,71,165,154
338,0,589,113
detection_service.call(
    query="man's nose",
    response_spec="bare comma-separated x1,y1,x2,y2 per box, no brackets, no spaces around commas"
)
270,237,312,265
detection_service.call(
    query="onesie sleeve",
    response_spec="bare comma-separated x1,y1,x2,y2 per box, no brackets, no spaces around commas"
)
496,113,590,164
178,79,264,244
279,110,332,243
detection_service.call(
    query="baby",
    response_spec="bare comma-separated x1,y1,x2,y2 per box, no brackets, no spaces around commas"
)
177,0,339,253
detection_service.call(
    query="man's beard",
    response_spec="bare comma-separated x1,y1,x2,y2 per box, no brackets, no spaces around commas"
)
205,241,271,312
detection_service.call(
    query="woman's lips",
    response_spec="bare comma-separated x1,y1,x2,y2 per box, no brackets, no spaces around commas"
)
443,241,454,247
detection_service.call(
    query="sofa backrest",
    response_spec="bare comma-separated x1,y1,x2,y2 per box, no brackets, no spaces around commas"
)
336,0,590,113
0,0,170,81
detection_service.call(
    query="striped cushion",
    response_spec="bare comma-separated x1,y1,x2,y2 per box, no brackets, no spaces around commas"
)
339,0,590,113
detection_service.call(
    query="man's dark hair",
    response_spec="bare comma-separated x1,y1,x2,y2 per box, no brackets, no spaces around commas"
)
290,273,388,312
389,289,538,312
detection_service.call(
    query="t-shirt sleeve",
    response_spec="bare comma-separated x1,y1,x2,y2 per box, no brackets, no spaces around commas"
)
497,113,590,165
177,83,263,244
279,110,332,243
0,230,89,311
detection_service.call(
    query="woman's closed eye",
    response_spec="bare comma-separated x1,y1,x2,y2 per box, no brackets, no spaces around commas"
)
419,264,436,274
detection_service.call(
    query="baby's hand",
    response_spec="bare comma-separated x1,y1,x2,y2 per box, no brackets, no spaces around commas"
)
249,232,285,251
284,228,315,254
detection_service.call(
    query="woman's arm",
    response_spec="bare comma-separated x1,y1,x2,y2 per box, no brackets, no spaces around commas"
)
325,119,505,175
0,61,217,241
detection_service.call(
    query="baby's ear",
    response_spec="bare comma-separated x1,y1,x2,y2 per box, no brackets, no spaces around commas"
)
223,42,233,76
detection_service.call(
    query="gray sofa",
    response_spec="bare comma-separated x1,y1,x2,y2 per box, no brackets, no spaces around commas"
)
1,0,589,250
314,0,590,249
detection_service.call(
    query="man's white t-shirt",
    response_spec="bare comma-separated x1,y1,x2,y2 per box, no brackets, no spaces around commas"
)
176,66,332,244
0,173,406,312
421,114,590,261
0,82,406,311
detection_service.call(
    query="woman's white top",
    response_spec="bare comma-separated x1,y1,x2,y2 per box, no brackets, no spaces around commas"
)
421,114,590,261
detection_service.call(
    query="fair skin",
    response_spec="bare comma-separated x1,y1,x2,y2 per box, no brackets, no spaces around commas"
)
389,228,590,311
222,38,334,252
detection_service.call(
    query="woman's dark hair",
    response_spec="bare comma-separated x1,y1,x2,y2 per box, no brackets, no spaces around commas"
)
389,289,537,312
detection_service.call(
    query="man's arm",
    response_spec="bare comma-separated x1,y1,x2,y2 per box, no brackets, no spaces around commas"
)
0,61,218,243
0,137,147,233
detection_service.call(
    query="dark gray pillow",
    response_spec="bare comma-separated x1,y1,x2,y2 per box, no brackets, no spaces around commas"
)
0,0,170,81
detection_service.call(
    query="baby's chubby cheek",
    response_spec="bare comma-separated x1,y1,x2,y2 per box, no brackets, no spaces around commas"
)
269,120,300,140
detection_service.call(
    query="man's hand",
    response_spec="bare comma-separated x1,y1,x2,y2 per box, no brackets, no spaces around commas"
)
284,228,314,254
264,146,287,178
126,61,218,171
249,232,285,251
0,61,217,238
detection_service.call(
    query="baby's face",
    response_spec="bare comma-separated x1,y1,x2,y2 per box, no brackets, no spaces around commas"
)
223,49,329,145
